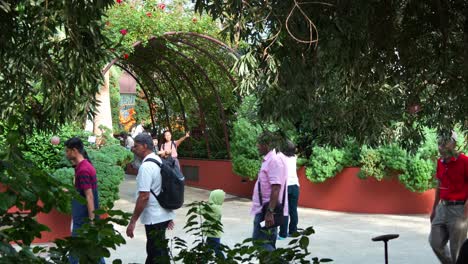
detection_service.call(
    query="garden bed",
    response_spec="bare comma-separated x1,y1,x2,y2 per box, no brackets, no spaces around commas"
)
180,159,435,214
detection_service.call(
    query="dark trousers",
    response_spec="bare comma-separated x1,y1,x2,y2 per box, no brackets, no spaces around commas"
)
279,185,300,238
145,221,170,264
206,237,225,259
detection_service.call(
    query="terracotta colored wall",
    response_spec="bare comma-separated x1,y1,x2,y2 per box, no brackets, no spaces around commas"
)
179,159,255,198
180,159,435,214
2,183,71,243
35,209,71,243
297,167,435,214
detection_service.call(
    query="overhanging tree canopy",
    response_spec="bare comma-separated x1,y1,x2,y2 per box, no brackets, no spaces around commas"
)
195,0,468,149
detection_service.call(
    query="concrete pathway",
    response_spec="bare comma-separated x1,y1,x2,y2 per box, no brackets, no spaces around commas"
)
107,175,438,264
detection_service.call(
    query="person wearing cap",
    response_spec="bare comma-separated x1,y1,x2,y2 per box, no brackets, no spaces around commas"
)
126,134,175,264
429,132,468,264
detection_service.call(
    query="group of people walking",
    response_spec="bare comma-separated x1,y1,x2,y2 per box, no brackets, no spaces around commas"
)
63,129,468,263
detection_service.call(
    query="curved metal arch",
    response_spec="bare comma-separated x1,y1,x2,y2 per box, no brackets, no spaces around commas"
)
128,49,188,133
125,61,172,132
162,35,237,87
150,65,189,131
131,38,190,132
102,32,238,158
163,32,238,55
153,40,231,157
134,40,213,158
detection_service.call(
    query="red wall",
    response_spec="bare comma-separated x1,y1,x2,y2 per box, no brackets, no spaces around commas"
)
2,183,72,243
180,159,435,214
297,167,435,214
180,159,256,198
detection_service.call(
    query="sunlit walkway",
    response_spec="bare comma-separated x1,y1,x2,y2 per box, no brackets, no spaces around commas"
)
108,174,437,264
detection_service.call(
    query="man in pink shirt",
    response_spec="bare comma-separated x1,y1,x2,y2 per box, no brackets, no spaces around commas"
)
251,132,288,252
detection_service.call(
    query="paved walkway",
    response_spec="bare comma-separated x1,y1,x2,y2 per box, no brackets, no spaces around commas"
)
108,175,438,264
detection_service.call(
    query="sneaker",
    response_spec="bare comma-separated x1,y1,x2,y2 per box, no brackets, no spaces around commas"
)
277,235,287,240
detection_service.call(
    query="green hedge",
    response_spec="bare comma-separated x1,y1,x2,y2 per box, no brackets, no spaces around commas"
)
23,125,91,173
305,146,344,183
302,130,445,192
21,124,134,212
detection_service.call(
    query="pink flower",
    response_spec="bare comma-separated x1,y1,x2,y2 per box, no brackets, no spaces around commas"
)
50,136,60,145
408,104,421,114
123,53,129,59
146,12,152,17
157,3,166,10
116,0,122,3
119,29,127,35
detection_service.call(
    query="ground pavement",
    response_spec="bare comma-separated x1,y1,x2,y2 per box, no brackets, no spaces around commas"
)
107,174,438,264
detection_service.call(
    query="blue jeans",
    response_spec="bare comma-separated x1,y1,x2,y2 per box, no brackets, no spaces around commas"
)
252,213,277,251
206,237,225,259
279,185,300,238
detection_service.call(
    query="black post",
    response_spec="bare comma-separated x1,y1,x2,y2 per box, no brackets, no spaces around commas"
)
384,241,388,264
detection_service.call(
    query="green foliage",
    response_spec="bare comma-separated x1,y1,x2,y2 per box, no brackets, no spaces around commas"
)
232,156,262,180
109,68,122,131
134,91,151,125
173,201,332,264
0,154,75,248
52,168,74,187
296,157,308,168
48,210,130,264
0,209,131,264
341,138,361,167
104,0,220,55
230,118,261,179
93,161,126,210
194,0,468,149
1,0,114,134
379,144,408,173
399,157,436,193
306,146,345,183
23,124,91,174
358,146,385,180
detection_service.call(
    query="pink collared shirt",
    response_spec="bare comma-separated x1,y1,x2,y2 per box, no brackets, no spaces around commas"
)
250,149,289,216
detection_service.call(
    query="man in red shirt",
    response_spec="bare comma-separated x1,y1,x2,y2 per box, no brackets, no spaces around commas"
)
429,132,468,264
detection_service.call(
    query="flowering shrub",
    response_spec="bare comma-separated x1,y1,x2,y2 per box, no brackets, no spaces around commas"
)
103,0,220,54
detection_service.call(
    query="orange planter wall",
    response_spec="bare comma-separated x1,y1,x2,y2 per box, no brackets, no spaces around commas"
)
179,159,255,198
1,183,71,243
179,159,435,214
297,167,435,214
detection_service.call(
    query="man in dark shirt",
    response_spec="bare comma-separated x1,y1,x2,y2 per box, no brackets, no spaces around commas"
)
65,137,104,264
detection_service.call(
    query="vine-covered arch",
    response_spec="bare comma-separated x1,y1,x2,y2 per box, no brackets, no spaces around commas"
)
103,32,239,159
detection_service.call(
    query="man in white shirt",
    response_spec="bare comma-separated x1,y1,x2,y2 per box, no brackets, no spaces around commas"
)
126,134,175,264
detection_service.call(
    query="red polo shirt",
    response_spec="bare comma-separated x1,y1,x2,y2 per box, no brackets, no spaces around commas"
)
436,153,468,201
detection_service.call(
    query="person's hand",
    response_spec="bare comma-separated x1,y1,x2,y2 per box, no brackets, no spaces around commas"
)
167,220,175,230
126,221,136,238
185,132,190,138
265,211,275,228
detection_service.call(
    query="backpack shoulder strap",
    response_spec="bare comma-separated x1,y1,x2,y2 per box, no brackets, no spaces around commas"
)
172,140,177,149
143,158,162,200
144,158,162,167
